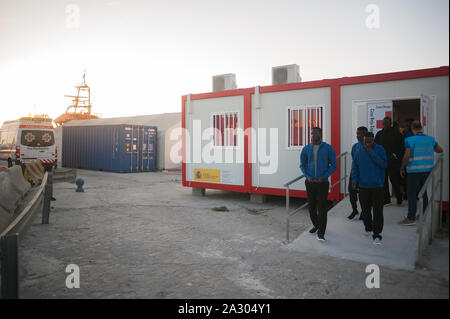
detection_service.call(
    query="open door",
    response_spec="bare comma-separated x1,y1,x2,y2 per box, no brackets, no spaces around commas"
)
421,94,436,136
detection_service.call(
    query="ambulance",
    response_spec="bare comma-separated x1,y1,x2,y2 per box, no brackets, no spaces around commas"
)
0,115,57,169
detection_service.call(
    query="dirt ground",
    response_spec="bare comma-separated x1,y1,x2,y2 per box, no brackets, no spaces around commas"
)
17,169,449,298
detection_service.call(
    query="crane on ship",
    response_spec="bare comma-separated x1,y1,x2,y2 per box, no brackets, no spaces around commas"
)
54,71,99,126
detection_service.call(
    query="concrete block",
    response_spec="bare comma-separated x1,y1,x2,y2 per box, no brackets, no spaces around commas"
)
0,166,31,233
250,194,266,203
192,187,205,196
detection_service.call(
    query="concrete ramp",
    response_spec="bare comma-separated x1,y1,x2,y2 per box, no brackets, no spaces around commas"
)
287,198,418,270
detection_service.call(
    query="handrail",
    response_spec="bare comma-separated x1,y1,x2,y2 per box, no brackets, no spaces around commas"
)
284,151,350,243
417,154,442,198
416,153,444,265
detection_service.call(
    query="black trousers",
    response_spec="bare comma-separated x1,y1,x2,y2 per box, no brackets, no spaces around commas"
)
305,180,329,236
359,187,384,238
383,157,402,202
348,172,361,211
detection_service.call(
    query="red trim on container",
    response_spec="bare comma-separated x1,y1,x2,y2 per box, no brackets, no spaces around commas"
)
244,92,253,192
186,181,247,193
330,84,341,200
190,88,255,100
251,186,307,198
260,79,335,93
250,186,338,201
443,201,449,212
337,66,449,86
182,95,186,186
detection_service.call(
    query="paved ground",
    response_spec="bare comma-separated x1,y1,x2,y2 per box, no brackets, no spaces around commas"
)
17,169,449,298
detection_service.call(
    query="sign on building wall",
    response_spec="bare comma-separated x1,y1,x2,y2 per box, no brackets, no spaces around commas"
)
367,101,393,135
194,168,221,183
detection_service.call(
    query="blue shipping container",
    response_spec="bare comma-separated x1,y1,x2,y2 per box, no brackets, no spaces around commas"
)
62,125,157,172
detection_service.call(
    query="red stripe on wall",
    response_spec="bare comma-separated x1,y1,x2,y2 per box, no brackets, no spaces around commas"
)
330,84,341,201
19,125,54,129
244,92,253,192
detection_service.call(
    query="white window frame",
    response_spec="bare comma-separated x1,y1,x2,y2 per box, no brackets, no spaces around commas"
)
210,110,240,149
286,105,326,150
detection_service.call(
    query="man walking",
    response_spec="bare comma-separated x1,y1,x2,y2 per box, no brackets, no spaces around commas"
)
375,117,404,205
352,131,387,245
398,121,443,225
300,127,337,242
348,126,368,220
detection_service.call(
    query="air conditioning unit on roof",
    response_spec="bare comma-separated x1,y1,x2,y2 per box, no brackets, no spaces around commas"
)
272,64,301,85
212,74,237,92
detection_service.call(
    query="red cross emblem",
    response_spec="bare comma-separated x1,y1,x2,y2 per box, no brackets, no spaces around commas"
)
25,132,35,142
42,133,52,143
376,111,393,128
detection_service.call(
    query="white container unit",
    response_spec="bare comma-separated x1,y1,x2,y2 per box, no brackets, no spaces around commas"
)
184,93,247,191
182,66,449,207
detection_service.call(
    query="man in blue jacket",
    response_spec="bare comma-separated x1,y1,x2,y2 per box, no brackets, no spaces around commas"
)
300,127,337,242
352,131,387,245
348,126,368,220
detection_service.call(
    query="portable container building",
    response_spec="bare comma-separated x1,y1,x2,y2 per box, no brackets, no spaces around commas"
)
62,124,157,172
182,66,449,209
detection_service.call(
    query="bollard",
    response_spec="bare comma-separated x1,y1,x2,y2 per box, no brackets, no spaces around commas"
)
76,178,84,192
48,171,55,201
1,234,19,299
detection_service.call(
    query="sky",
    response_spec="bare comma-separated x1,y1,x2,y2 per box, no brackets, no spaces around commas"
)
0,0,448,124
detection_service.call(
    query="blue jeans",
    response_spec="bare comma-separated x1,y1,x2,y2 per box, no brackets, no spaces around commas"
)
407,172,429,221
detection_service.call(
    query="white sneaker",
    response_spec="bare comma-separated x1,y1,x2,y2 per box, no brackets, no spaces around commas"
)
373,237,382,246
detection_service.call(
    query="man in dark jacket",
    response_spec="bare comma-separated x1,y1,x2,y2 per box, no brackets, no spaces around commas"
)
300,127,337,242
375,117,404,205
352,131,387,245
348,126,368,220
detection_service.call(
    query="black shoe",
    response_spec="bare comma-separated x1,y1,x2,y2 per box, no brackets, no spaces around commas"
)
309,227,318,234
317,234,326,242
397,198,403,206
51,197,56,201
348,210,359,220
383,200,392,206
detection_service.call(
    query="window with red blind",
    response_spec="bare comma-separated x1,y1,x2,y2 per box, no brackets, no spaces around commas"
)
287,106,324,148
212,112,238,147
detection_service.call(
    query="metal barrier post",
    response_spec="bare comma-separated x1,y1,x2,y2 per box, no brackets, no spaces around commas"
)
439,156,443,230
49,171,53,198
286,186,290,243
42,183,51,224
1,234,19,299
344,155,347,198
417,197,424,264
430,173,435,244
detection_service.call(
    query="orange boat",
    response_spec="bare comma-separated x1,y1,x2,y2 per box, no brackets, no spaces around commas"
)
54,72,99,126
